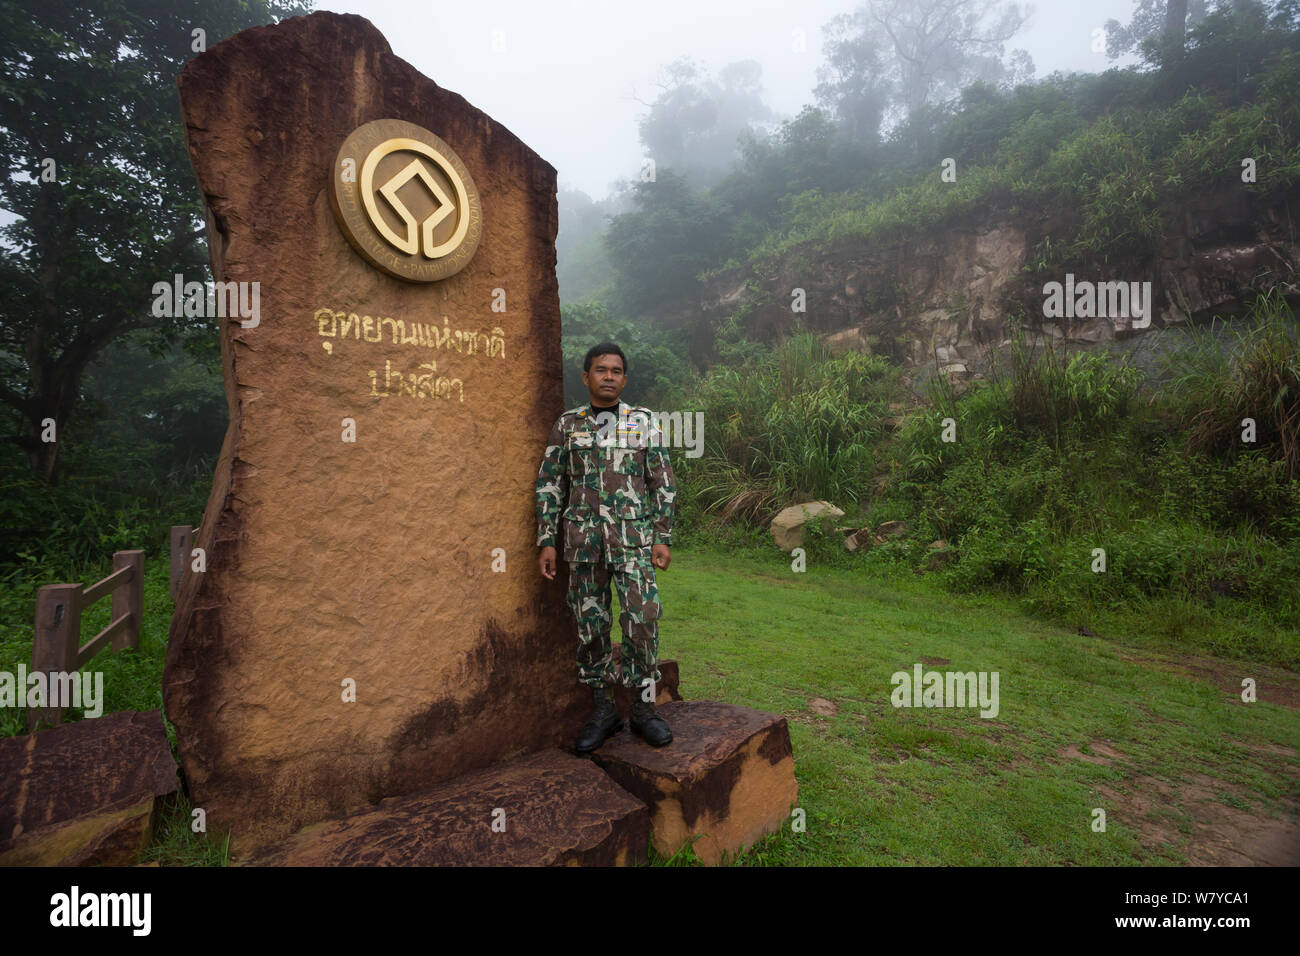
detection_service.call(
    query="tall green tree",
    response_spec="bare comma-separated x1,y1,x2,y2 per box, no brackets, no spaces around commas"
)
1105,0,1211,59
817,0,1031,136
814,7,894,145
603,170,729,316
1104,0,1300,62
636,56,775,190
0,0,310,484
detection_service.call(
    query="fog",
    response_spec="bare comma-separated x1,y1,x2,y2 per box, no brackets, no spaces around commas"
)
316,0,1144,201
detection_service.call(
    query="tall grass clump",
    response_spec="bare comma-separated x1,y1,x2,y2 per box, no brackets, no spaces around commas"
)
677,332,900,524
1160,289,1300,479
902,322,1143,469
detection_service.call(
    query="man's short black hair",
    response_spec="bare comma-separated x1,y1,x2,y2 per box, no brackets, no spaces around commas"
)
584,342,628,376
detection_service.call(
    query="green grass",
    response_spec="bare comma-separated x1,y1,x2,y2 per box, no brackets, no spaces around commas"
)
641,542,1300,866
4,540,1296,866
0,553,225,864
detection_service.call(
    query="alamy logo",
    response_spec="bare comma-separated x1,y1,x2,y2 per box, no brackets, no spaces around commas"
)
50,886,151,936
151,273,260,328
1042,273,1152,329
592,410,704,458
890,664,999,718
0,666,103,717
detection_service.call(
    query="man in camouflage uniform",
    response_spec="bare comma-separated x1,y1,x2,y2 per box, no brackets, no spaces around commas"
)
536,342,676,751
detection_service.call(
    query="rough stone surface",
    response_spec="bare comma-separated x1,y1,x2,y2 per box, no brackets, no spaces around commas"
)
0,710,178,866
591,700,798,866
244,749,648,866
770,501,845,551
162,12,586,854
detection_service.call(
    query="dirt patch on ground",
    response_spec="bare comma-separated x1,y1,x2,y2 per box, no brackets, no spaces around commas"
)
785,709,832,738
1096,771,1300,865
1059,740,1128,765
1119,650,1300,710
808,697,838,716
1064,738,1300,865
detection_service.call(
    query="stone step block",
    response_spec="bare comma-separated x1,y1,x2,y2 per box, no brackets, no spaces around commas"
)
0,710,179,866
245,748,648,866
612,658,681,713
591,700,798,865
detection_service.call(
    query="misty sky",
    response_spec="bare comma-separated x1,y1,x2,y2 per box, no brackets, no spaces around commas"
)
316,0,1143,199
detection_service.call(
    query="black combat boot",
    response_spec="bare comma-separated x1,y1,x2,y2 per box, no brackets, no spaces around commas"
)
575,683,622,753
629,694,672,746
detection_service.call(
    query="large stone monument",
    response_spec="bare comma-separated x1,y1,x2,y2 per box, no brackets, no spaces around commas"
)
163,12,587,853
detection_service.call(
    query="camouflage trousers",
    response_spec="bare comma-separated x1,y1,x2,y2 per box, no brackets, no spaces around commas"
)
565,557,662,690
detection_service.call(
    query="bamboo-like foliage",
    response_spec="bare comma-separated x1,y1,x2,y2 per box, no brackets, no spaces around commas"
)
1160,289,1300,478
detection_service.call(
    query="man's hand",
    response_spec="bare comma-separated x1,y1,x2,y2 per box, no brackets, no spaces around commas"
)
652,544,671,570
539,546,557,580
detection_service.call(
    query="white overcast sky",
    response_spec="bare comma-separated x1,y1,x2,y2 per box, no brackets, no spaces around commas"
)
314,0,1144,199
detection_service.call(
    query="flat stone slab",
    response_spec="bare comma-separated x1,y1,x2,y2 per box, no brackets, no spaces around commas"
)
591,700,798,865
244,749,648,866
0,710,179,866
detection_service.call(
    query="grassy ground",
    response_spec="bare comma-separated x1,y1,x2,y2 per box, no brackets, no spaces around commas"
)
4,542,1296,865
644,542,1300,866
0,556,173,740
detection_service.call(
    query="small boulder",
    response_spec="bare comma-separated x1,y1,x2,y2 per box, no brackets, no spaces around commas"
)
770,501,845,551
923,540,953,571
875,520,908,540
844,528,874,553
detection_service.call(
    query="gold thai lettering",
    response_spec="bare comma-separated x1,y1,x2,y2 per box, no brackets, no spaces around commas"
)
436,376,464,401
367,359,465,401
316,307,341,336
315,306,505,360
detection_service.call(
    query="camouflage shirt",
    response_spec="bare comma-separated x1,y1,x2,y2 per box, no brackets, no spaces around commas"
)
536,401,676,565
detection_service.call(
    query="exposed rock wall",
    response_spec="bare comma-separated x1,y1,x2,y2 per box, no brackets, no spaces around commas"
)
677,189,1300,375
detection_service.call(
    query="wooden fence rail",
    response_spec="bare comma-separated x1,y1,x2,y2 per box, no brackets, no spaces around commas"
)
29,550,143,731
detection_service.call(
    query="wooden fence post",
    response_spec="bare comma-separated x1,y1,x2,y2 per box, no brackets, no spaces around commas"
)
29,583,82,731
112,550,144,652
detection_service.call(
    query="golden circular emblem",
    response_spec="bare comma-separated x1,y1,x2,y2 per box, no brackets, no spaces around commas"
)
329,119,482,282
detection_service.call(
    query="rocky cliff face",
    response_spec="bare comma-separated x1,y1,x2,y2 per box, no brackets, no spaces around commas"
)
670,186,1300,385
